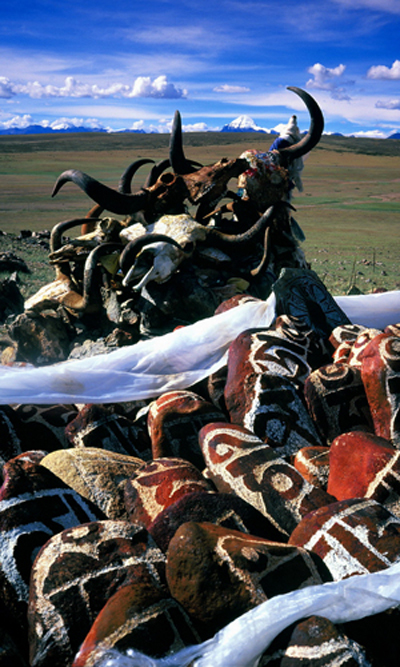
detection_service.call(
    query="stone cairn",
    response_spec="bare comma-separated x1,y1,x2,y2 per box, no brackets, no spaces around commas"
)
1,284,400,666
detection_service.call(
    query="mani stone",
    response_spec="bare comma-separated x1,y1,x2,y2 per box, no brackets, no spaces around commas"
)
224,326,323,457
327,431,400,513
359,333,400,447
65,403,152,460
270,615,370,667
41,447,145,520
289,498,400,581
148,490,284,552
272,268,351,340
147,390,226,470
13,403,78,452
293,446,330,489
166,521,332,638
72,580,202,666
124,457,215,530
303,363,373,445
329,323,367,363
0,405,23,472
346,328,383,369
199,422,334,538
0,452,105,657
28,520,166,667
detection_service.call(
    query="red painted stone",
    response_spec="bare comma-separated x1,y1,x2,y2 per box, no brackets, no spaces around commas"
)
65,403,152,460
327,431,398,503
148,490,284,552
289,498,400,580
147,390,226,469
72,581,201,666
359,333,400,447
166,521,332,637
303,363,373,445
329,324,367,364
214,293,262,315
199,422,334,537
124,457,215,529
28,520,166,667
293,446,330,489
346,328,382,369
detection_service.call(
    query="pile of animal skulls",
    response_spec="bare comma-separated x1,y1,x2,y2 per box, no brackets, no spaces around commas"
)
24,87,324,341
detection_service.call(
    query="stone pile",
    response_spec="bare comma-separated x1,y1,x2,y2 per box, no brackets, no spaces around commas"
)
0,288,400,666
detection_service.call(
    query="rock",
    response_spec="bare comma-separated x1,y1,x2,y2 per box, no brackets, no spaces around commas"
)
289,498,400,580
329,324,367,364
148,490,284,552
293,446,330,489
28,520,166,667
199,422,334,537
8,309,76,365
0,452,105,657
0,626,28,667
65,403,152,460
166,522,332,637
41,447,145,520
13,403,78,452
147,390,227,469
359,333,400,447
72,580,201,666
224,322,324,457
303,363,373,445
0,274,24,323
124,457,214,529
346,328,382,369
274,615,370,666
0,405,23,472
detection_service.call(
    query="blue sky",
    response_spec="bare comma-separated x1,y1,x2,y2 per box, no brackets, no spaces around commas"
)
1,0,400,137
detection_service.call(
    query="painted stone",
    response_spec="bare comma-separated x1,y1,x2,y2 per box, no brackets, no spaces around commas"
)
303,363,373,445
207,365,228,414
72,581,202,666
166,521,332,637
41,447,145,520
28,520,166,667
289,498,400,581
214,293,262,315
359,333,400,447
384,323,400,336
147,390,227,469
14,403,78,452
0,453,105,653
329,324,367,364
276,615,370,666
65,403,152,460
148,490,284,552
293,446,330,489
199,422,334,537
273,268,351,340
224,326,324,457
0,405,23,472
124,457,214,530
327,431,400,510
346,328,382,369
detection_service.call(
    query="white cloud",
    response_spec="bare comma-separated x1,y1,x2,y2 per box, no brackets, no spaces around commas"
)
182,122,209,132
350,129,388,138
306,63,352,100
1,75,187,100
367,60,400,80
0,114,34,129
375,99,400,110
213,84,250,93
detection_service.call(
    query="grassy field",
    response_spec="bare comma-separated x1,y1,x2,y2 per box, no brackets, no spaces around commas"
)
0,131,399,298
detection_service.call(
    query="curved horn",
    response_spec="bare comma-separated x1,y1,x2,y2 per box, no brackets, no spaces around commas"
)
119,233,186,275
50,217,101,254
169,111,199,175
118,158,155,194
61,242,123,312
203,201,294,250
144,158,171,187
51,169,148,215
278,87,324,161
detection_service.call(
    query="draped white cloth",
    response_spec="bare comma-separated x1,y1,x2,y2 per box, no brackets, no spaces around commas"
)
0,290,399,405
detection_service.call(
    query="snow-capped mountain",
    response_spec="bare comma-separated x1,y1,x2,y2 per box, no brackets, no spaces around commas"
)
220,115,275,133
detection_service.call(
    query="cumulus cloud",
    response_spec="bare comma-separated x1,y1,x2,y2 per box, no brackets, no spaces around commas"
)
0,114,34,129
375,99,400,110
350,129,388,139
213,84,250,93
0,75,187,100
0,113,105,131
367,60,400,80
306,63,351,100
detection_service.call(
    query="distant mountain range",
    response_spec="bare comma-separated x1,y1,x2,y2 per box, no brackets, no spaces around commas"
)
0,116,399,138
